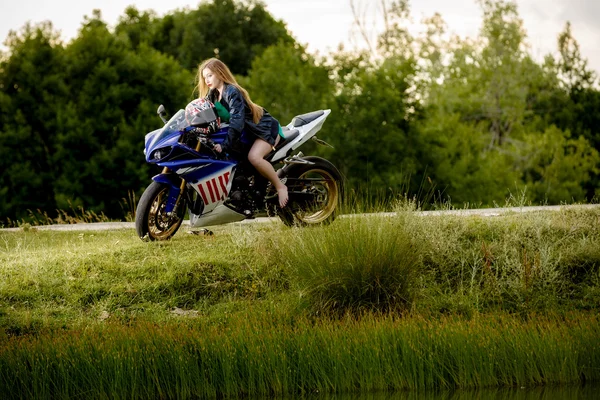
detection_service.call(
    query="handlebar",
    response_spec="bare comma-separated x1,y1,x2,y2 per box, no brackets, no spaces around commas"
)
187,126,226,158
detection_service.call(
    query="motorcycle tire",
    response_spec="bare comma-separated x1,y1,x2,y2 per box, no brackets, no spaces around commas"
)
278,156,343,227
135,181,187,241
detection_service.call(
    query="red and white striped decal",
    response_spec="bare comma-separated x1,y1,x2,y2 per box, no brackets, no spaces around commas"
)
196,172,231,205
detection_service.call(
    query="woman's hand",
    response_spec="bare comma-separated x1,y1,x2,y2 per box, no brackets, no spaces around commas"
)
214,144,222,153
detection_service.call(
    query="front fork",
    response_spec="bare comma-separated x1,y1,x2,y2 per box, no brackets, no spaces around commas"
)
149,134,202,215
153,167,186,215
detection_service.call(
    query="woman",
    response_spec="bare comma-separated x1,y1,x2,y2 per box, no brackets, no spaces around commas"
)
195,58,288,208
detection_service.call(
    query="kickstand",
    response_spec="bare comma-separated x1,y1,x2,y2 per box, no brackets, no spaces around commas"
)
188,228,214,236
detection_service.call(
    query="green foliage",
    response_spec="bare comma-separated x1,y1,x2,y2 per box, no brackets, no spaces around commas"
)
325,53,423,192
244,42,332,124
116,0,293,74
55,15,193,215
518,126,600,203
418,113,519,205
2,0,600,222
0,310,598,398
549,22,600,198
411,206,600,313
414,0,599,206
557,22,597,92
0,13,193,223
0,22,67,220
269,213,422,315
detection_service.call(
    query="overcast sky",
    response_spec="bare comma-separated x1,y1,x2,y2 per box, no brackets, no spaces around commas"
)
1,0,599,74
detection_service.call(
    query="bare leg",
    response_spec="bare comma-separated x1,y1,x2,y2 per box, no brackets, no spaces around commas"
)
248,138,288,208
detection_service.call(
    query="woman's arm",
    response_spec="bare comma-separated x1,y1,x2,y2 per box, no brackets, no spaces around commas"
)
220,85,245,152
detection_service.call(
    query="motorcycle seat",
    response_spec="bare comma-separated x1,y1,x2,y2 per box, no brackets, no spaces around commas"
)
291,110,324,127
276,127,299,148
265,127,299,160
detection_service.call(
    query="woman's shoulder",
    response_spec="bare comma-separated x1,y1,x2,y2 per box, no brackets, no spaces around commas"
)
222,83,241,96
222,84,245,105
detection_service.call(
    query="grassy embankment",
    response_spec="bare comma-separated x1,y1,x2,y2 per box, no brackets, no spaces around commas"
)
0,203,599,398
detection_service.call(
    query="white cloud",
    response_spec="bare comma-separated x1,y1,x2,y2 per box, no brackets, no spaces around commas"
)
559,0,600,29
518,0,600,73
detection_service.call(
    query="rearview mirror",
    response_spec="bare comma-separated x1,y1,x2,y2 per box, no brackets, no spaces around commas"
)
157,104,168,124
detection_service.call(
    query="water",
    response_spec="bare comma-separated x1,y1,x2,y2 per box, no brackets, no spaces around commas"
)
271,384,600,400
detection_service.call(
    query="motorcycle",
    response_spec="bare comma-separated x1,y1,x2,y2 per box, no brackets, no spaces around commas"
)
135,100,343,241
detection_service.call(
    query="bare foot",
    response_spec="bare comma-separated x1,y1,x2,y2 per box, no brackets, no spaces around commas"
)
277,186,288,208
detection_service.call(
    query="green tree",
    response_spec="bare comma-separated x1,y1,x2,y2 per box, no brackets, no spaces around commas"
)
518,126,599,203
54,11,194,216
311,1,425,195
468,0,530,146
550,22,600,199
324,51,423,192
244,42,332,125
417,114,519,206
114,7,157,49
557,22,596,93
0,22,67,221
416,0,598,205
116,0,294,75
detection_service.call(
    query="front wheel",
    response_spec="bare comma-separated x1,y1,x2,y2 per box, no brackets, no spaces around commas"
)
278,157,343,227
135,181,187,241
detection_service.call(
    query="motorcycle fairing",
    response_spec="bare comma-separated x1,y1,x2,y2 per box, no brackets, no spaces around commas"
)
271,109,331,162
152,160,236,215
182,160,245,229
189,204,246,228
187,164,235,213
145,110,187,163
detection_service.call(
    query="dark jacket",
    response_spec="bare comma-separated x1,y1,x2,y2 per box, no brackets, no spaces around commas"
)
208,84,278,152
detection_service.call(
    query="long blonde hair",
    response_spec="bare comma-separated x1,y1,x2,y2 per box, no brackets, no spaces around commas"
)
195,58,264,124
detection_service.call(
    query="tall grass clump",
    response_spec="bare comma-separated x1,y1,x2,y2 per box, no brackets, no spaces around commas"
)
270,205,422,315
0,312,598,399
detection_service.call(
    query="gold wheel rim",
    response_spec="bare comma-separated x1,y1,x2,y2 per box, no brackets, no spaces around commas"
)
295,168,339,224
148,187,183,240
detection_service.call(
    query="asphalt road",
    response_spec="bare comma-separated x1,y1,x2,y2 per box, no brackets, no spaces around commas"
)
1,204,597,233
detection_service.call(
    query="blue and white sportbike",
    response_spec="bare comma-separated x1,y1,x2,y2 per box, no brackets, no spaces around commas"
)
135,100,343,241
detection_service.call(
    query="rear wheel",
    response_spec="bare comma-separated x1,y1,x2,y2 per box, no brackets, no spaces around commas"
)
135,181,187,240
278,157,342,227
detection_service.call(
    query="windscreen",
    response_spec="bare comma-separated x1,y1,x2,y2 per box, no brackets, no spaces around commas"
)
145,109,187,151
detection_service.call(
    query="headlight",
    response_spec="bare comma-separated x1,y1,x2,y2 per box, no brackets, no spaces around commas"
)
151,148,170,161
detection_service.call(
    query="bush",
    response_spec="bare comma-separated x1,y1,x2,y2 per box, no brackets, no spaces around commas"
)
271,212,422,315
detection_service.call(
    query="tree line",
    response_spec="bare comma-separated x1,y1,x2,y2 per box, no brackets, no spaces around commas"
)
1,0,599,223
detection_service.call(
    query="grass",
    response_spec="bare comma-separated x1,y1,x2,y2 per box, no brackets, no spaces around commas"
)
0,203,599,397
0,224,274,332
1,194,139,228
269,213,422,315
407,205,600,314
0,312,598,398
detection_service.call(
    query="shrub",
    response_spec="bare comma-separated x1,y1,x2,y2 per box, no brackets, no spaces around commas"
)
271,212,422,315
